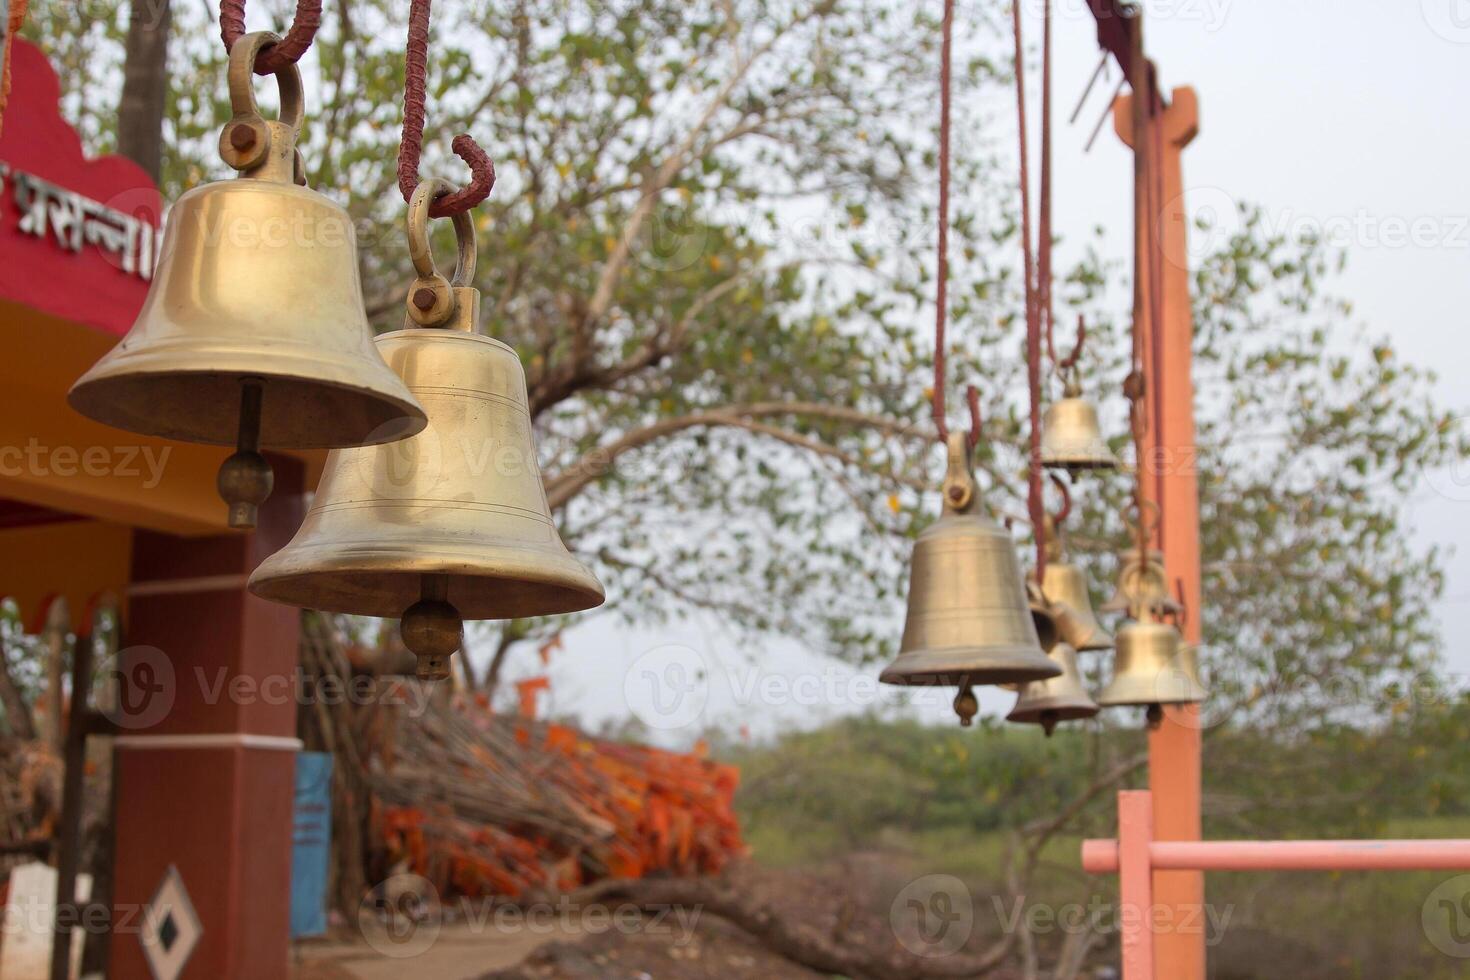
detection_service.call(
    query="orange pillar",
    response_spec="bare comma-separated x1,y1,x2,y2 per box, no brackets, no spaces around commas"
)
1115,85,1205,980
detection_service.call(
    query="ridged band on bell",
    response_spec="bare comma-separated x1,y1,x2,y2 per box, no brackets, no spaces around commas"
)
880,433,1061,690
1007,642,1099,735
1097,614,1206,707
1042,560,1113,651
67,33,425,528
247,326,606,622
1039,383,1118,471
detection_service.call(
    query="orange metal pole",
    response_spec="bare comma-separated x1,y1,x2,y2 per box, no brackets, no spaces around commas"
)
1115,84,1204,980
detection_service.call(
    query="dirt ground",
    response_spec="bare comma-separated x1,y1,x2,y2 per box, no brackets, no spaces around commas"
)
294,857,1034,980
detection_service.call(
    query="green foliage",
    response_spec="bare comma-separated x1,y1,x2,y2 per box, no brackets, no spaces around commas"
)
21,3,1466,725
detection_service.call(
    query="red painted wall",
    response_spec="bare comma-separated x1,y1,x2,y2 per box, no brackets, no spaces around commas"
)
0,38,161,339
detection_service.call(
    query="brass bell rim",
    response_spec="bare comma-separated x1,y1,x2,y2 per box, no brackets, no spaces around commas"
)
68,357,428,450
1041,453,1120,472
879,646,1063,687
249,545,605,620
1096,684,1205,708
1005,700,1099,725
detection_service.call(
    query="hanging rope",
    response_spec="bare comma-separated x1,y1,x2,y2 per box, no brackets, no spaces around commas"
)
220,0,322,74
1124,8,1152,565
1038,0,1056,369
931,0,983,450
398,0,496,217
1011,0,1047,582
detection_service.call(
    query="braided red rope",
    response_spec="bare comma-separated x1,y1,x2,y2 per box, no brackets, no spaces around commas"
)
220,0,322,75
398,0,495,218
931,0,983,451
931,0,956,443
1012,0,1047,582
1038,0,1055,369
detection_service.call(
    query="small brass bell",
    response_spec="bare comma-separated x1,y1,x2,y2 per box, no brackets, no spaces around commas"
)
68,33,426,529
1097,605,1206,710
1037,523,1112,652
1040,378,1118,471
1007,641,1098,735
250,180,604,680
880,432,1061,707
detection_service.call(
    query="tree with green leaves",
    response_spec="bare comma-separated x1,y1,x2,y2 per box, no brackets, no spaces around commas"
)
18,2,1469,974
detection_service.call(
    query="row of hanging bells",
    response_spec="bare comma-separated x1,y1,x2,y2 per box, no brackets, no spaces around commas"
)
883,387,1206,731
65,33,603,680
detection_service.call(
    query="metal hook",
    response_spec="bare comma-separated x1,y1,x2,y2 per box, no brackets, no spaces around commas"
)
219,32,306,181
405,178,479,328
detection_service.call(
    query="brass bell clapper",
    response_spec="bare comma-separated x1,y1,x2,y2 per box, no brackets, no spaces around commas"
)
68,32,427,529
879,432,1062,724
250,180,605,680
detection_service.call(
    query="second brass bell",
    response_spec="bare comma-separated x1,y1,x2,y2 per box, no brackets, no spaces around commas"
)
250,181,604,680
880,433,1061,696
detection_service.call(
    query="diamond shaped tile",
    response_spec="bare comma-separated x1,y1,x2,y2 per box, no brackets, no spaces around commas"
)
141,865,201,980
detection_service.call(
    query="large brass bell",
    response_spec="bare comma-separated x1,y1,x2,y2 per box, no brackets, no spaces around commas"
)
1040,377,1118,471
1007,641,1098,735
1097,604,1206,717
880,432,1061,723
68,33,426,529
250,180,604,680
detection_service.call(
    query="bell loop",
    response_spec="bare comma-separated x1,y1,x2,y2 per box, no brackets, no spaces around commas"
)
220,32,306,180
940,430,976,514
405,177,479,329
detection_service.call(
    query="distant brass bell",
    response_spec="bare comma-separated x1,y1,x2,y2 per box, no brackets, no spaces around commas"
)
1099,548,1182,617
1007,642,1098,736
67,33,426,530
1097,605,1206,711
1040,379,1118,472
250,180,604,680
1037,522,1112,653
1045,561,1113,651
880,432,1061,712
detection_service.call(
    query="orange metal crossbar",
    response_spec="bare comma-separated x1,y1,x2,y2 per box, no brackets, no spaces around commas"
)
1084,791,1470,979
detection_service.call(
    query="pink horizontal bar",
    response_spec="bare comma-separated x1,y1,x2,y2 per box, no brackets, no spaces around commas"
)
1083,838,1470,874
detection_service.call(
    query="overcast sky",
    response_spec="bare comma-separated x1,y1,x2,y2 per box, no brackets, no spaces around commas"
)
478,0,1470,743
